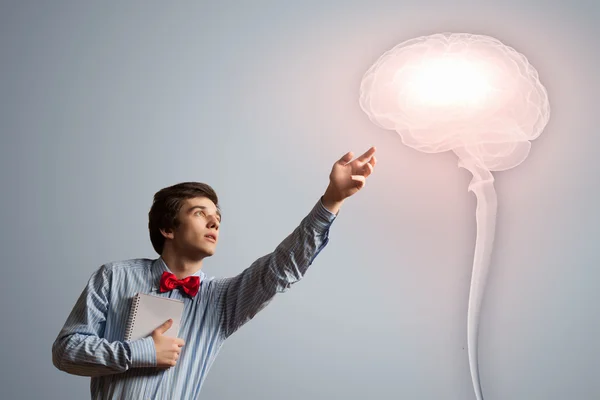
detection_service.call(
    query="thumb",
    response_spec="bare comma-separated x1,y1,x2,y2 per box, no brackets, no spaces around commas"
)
337,151,354,165
154,319,173,335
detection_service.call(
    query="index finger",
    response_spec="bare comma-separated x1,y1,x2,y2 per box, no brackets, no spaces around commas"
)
176,338,185,347
356,146,376,163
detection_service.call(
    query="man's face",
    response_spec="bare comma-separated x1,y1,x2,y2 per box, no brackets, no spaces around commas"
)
168,196,221,258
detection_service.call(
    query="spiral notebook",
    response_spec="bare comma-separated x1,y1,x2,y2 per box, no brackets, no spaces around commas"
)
124,293,185,341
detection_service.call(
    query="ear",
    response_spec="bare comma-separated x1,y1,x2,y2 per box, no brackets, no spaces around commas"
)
160,227,175,240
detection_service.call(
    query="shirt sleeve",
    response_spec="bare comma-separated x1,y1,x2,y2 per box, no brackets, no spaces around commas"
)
214,197,337,338
52,264,157,377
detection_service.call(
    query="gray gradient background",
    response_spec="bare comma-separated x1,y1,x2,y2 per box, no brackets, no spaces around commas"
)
1,1,598,399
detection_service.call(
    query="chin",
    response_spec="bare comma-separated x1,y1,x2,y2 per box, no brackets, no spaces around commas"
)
199,247,216,257
185,247,214,260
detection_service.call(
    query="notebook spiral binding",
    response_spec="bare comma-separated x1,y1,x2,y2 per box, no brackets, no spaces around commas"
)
124,294,142,341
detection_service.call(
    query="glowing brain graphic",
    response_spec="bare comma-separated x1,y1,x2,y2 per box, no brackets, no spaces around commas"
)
359,32,550,400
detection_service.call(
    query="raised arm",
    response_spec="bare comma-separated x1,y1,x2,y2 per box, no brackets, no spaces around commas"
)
215,147,377,338
51,265,156,377
215,197,336,337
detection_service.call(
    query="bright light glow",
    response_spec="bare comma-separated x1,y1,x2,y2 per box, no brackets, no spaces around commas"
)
405,57,495,107
359,32,550,400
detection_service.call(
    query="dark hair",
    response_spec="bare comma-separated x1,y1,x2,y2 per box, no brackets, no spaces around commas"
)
148,182,219,255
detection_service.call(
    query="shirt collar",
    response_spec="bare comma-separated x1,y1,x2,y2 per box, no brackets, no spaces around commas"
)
150,257,206,291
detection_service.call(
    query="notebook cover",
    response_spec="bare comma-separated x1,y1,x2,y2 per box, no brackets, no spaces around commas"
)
124,293,184,341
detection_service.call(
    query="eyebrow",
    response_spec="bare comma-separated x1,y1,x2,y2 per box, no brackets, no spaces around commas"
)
188,205,221,220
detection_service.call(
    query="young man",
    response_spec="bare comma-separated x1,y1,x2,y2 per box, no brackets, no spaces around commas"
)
52,147,377,399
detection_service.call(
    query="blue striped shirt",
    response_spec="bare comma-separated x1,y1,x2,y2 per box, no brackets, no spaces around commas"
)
52,198,336,399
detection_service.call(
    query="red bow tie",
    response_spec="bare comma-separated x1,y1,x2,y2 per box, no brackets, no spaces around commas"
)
159,271,200,297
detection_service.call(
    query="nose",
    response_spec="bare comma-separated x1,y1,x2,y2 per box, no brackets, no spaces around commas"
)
207,216,219,230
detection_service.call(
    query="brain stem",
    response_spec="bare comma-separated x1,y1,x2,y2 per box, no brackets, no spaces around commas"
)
458,155,498,400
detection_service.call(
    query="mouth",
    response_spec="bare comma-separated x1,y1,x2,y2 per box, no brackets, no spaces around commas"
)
204,234,217,243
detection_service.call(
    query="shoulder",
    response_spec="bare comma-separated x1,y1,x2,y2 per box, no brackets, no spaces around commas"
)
98,258,155,275
199,273,226,296
202,274,237,297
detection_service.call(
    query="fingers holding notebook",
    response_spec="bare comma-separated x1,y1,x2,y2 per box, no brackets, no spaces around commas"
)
152,319,185,368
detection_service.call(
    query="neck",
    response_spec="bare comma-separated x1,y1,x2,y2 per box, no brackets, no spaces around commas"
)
160,247,204,279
